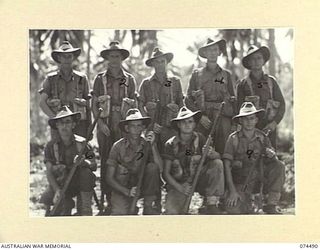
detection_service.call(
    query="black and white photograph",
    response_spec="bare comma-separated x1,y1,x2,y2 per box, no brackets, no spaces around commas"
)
29,28,294,217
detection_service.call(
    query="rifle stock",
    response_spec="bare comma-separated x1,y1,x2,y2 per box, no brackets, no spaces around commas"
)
50,108,102,216
182,102,225,214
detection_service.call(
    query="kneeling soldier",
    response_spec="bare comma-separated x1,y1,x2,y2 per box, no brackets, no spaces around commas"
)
39,106,97,216
106,109,163,215
223,102,285,214
163,106,225,215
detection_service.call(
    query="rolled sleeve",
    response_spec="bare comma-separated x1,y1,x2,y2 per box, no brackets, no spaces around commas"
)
106,142,120,168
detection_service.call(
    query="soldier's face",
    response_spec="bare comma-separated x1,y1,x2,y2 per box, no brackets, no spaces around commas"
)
56,117,75,137
248,52,265,70
107,51,122,68
58,53,74,65
204,44,221,62
178,117,196,134
152,57,167,73
239,114,258,131
126,120,145,138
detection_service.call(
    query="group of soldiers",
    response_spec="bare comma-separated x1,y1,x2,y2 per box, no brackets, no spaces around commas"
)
38,37,286,216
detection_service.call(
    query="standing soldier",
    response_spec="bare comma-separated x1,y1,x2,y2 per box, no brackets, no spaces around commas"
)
236,45,285,148
185,38,236,155
39,41,91,138
162,106,225,215
106,109,163,215
39,106,97,216
138,48,184,153
91,41,137,214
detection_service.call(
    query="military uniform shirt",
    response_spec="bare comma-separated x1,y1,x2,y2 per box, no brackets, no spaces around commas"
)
39,70,90,108
236,72,285,124
92,69,136,106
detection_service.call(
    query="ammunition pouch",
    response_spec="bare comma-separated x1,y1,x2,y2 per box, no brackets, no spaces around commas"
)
47,98,61,113
192,89,205,111
165,103,179,127
73,98,87,120
171,159,183,180
244,95,260,109
98,94,111,118
222,96,236,117
120,97,136,119
145,101,157,120
265,99,280,121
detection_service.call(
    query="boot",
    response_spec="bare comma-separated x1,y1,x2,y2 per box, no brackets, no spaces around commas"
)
80,191,93,216
73,194,82,216
61,198,75,216
263,205,282,214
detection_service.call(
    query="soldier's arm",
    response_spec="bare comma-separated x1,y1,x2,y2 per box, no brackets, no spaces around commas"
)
224,159,237,193
91,75,100,119
236,80,245,112
106,165,131,196
128,75,137,100
40,93,56,118
175,78,184,108
138,80,148,116
272,78,286,124
185,72,198,111
163,159,180,190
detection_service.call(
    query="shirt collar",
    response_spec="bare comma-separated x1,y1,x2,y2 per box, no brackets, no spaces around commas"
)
58,69,75,81
106,68,126,78
249,71,268,82
150,72,168,83
174,132,197,145
204,64,222,75
123,136,145,149
238,129,260,142
56,134,76,146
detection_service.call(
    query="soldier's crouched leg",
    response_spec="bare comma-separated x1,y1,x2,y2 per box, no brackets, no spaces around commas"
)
142,163,161,215
78,167,96,216
197,159,225,214
263,159,285,214
39,186,54,216
164,186,187,215
110,191,131,215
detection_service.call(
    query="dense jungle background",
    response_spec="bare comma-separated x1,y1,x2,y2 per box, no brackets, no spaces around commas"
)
29,29,294,216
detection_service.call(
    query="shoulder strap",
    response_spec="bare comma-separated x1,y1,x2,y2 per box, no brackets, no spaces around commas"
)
53,143,60,165
267,76,273,99
102,73,108,95
245,76,254,96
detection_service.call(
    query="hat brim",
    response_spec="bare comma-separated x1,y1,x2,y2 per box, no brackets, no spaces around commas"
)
198,39,226,58
171,111,202,131
51,48,81,63
242,46,270,69
145,53,174,67
119,117,151,132
100,49,130,61
232,109,265,123
48,112,81,129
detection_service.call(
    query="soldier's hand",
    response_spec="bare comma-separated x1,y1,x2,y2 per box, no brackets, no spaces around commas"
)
226,190,242,207
53,189,62,204
177,183,192,196
97,119,110,136
263,121,277,133
200,115,211,130
74,154,85,166
144,131,156,145
153,123,163,134
73,98,87,106
128,186,139,197
202,145,219,159
265,147,276,158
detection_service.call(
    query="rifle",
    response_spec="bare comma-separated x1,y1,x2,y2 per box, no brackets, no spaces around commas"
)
182,102,225,214
241,130,271,194
129,140,151,215
50,108,102,216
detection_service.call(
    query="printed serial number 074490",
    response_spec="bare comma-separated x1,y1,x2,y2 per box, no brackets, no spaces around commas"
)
300,244,318,248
